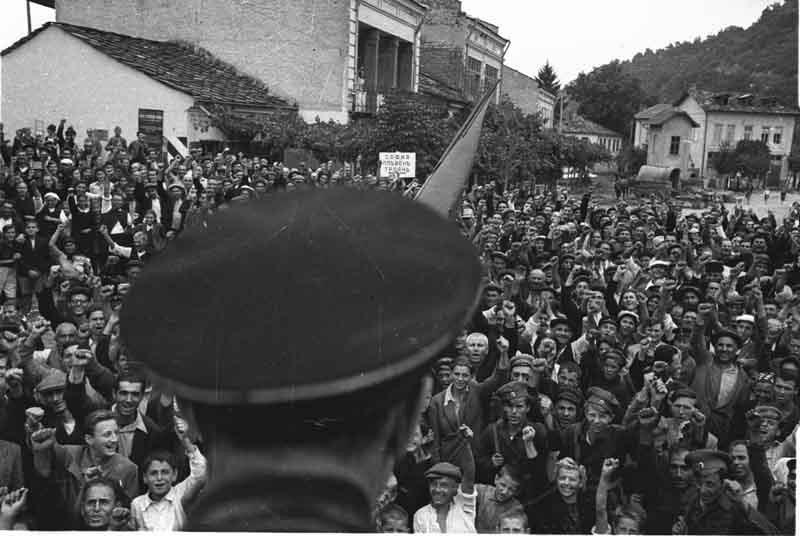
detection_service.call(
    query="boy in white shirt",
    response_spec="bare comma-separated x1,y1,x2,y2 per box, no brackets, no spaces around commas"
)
131,417,207,531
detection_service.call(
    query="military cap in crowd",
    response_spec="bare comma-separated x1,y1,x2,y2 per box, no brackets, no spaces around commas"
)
68,286,92,301
496,381,531,404
598,317,617,328
509,354,534,370
736,314,756,325
602,349,626,367
121,189,482,408
686,449,732,476
425,462,462,482
668,386,697,403
585,387,619,416
36,370,67,393
712,329,742,347
753,405,783,422
556,386,583,407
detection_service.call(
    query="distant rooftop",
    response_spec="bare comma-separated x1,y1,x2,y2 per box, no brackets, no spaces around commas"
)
675,88,800,115
561,115,622,138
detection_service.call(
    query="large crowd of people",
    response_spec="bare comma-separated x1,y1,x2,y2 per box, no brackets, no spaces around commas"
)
0,118,797,533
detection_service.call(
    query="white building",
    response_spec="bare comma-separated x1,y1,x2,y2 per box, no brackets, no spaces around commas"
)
637,89,799,183
1,22,295,150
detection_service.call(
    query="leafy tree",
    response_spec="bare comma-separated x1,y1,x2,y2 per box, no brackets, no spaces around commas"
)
734,139,771,179
616,144,647,176
535,62,561,95
710,142,738,176
567,61,653,138
560,137,611,182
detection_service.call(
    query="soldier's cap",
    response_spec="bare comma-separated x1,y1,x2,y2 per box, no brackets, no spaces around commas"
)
585,386,619,416
120,189,482,406
509,354,535,370
753,405,783,422
496,381,531,404
668,386,697,402
598,317,617,328
425,462,462,482
556,386,583,407
686,449,731,475
712,329,742,348
704,261,724,274
36,370,67,393
617,310,639,325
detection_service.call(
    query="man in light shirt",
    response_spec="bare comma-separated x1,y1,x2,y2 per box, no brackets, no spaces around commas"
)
414,425,476,533
131,416,207,531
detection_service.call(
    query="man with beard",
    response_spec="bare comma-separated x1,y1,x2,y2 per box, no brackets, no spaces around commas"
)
476,381,548,497
690,304,752,448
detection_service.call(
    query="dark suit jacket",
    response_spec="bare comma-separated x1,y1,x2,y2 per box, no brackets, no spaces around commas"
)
0,439,24,490
427,366,507,464
19,234,52,274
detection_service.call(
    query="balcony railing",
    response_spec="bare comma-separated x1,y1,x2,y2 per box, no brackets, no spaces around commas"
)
351,89,385,115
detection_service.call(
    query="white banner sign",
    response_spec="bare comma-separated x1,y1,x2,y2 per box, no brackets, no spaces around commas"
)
379,152,416,178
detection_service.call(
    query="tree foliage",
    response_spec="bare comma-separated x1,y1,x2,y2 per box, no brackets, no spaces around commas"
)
616,0,797,106
535,61,561,95
567,61,653,138
710,142,738,176
734,139,771,178
616,144,648,176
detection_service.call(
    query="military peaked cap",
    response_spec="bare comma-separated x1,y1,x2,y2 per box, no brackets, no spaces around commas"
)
121,189,482,405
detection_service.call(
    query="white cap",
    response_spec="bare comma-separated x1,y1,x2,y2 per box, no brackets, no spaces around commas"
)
736,314,755,325
649,259,670,268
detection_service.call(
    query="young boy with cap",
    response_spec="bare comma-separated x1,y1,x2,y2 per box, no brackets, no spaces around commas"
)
474,464,524,533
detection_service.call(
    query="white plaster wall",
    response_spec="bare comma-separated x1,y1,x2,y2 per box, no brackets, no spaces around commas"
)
2,26,193,142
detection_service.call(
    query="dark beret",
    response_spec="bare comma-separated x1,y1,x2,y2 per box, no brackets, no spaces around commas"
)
712,329,742,348
68,286,92,300
120,189,482,406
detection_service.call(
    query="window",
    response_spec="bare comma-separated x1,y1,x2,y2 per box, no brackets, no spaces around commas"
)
466,57,482,100
484,65,498,92
725,124,735,143
744,125,753,140
773,126,783,145
669,136,680,155
712,123,723,144
761,127,770,144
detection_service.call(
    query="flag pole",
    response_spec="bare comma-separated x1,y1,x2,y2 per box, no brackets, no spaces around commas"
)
27,0,33,34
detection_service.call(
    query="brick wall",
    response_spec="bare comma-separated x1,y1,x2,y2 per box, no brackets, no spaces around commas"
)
423,0,462,25
421,45,465,91
502,66,539,116
55,0,350,115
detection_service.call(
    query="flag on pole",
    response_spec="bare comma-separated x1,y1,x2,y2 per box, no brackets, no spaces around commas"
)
415,80,499,217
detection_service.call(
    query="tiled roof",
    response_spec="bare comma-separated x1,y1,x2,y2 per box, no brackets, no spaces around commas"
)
634,103,672,120
419,71,469,105
675,88,800,116
647,108,700,127
561,115,622,138
2,22,294,109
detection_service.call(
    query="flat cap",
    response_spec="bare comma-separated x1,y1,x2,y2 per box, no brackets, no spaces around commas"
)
121,189,482,405
618,310,639,325
509,354,535,370
686,449,731,475
556,386,583,406
736,314,756,325
36,370,67,393
425,462,462,482
550,316,572,330
712,329,742,348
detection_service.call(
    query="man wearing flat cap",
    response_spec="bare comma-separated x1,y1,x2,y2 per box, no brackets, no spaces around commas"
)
121,188,485,531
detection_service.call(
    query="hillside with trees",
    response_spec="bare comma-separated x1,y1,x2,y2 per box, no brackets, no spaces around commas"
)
620,0,797,106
